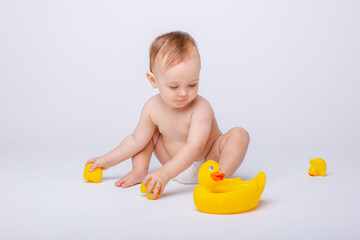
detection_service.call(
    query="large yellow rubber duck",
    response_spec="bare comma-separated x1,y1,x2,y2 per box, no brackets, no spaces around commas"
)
83,163,103,183
193,160,266,214
309,158,327,176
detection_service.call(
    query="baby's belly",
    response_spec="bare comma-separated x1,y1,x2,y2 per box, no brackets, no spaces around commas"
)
162,140,186,158
162,135,219,160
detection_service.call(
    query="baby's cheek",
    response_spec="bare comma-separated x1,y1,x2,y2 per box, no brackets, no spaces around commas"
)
164,92,175,100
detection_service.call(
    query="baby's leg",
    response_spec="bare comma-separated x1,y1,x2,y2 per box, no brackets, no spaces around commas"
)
115,130,161,188
153,134,172,165
206,127,250,178
115,130,171,188
115,138,154,188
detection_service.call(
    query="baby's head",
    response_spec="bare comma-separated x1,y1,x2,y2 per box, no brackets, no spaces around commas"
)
146,31,201,109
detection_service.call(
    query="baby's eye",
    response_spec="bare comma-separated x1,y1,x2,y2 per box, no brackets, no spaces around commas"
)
209,166,214,171
169,86,178,89
189,84,197,87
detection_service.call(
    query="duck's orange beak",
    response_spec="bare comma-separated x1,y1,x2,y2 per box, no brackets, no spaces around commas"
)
211,171,225,181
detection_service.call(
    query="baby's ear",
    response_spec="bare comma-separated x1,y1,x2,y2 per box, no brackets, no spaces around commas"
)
146,72,157,88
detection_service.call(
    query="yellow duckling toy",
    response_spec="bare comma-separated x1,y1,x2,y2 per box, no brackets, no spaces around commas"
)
193,160,266,214
140,182,161,200
83,163,103,183
309,158,327,176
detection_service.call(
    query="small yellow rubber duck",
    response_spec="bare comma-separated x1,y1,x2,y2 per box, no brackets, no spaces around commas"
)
83,163,103,183
140,181,161,200
309,158,327,176
193,160,266,214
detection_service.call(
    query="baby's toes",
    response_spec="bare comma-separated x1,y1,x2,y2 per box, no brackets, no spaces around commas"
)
122,177,139,188
115,171,145,188
116,176,133,188
115,178,125,187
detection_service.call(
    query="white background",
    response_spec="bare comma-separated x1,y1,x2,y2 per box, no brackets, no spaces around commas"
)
1,0,359,239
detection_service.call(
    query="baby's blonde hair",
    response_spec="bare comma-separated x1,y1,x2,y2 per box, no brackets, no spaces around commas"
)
149,31,199,72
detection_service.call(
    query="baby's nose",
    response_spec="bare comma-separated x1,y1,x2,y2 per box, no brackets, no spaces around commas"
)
178,89,188,97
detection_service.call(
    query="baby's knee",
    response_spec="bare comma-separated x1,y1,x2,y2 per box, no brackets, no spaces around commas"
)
229,127,250,144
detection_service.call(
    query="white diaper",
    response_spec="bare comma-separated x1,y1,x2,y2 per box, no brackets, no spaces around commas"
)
172,159,204,184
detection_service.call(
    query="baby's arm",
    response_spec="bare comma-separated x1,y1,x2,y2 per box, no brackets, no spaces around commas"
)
87,99,156,171
162,104,213,177
143,101,213,198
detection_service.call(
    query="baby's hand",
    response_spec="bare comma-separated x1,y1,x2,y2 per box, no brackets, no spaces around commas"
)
86,156,111,172
142,168,170,199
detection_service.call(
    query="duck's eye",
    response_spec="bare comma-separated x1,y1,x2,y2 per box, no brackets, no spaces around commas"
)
209,166,214,171
219,168,222,172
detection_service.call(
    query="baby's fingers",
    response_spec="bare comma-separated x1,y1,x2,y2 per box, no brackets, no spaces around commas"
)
152,183,162,199
146,179,156,196
142,176,150,188
88,162,99,172
85,159,95,166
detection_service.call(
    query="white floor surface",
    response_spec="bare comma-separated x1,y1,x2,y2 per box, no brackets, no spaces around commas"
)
1,150,359,240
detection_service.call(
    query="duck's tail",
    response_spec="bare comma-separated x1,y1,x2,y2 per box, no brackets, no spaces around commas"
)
255,171,266,195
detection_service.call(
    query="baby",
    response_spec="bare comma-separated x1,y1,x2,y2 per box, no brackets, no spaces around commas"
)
86,31,250,199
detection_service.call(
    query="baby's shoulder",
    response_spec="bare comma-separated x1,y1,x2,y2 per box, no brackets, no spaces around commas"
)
140,95,161,124
194,95,212,109
143,94,161,108
192,95,214,114
141,95,161,117
195,95,211,105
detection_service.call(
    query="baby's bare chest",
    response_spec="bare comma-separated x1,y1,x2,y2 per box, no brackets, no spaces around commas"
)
154,111,191,141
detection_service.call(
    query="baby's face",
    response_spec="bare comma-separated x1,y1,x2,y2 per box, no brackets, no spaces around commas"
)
153,53,201,109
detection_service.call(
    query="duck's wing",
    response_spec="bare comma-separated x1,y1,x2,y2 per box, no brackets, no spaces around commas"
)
223,177,242,184
212,172,266,193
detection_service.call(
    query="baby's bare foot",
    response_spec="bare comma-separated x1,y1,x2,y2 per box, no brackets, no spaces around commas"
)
115,169,148,188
